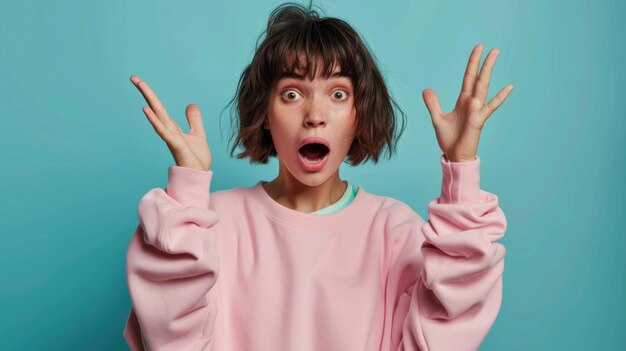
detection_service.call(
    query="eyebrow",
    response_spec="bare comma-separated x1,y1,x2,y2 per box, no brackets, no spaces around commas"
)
277,71,349,81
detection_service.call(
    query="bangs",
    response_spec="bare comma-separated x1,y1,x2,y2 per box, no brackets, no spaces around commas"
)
265,19,359,82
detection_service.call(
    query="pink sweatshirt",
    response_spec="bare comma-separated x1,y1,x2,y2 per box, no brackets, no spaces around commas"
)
123,155,506,351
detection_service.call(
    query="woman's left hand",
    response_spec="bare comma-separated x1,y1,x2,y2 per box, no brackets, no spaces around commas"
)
422,44,513,162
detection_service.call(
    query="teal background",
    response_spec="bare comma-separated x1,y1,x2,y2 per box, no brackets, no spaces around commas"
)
1,0,624,349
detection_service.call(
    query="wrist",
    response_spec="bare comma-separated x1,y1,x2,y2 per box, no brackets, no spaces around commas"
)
444,154,477,163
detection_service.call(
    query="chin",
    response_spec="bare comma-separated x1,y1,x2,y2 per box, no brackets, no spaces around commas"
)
287,160,340,188
289,169,330,187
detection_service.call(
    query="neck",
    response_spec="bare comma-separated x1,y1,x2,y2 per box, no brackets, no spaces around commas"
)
262,161,347,214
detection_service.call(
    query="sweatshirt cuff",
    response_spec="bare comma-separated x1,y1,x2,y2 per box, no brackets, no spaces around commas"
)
166,166,212,209
438,154,481,204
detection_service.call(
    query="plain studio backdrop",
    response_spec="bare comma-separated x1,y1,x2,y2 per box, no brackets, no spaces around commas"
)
0,0,624,350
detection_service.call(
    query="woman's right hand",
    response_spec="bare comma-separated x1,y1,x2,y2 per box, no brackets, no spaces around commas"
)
130,75,212,171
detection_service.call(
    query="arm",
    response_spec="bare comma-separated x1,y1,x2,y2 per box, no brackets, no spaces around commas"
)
123,166,220,351
391,42,511,350
392,155,506,351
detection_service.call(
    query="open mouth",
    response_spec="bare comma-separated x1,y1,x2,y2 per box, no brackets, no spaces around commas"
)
298,143,330,163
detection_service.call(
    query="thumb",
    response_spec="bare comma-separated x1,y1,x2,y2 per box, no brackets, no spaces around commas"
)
185,104,206,136
422,89,443,123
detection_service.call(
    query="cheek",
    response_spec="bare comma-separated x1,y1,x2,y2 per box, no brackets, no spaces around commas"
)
335,119,356,156
342,110,357,139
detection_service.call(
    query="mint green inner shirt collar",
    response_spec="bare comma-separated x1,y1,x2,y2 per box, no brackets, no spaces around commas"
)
310,181,359,215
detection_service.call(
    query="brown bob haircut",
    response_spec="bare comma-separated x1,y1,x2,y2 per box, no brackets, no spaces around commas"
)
226,2,406,166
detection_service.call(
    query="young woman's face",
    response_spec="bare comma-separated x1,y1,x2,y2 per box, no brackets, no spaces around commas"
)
266,66,356,187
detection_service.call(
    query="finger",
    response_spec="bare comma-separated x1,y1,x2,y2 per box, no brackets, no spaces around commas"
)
474,48,500,102
483,84,513,117
422,89,444,123
142,106,170,141
460,44,483,95
186,104,206,136
130,75,174,127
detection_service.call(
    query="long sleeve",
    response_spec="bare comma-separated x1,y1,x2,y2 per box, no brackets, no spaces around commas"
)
393,155,507,351
123,166,220,351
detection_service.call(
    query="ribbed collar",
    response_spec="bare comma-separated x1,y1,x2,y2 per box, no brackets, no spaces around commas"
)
249,181,377,232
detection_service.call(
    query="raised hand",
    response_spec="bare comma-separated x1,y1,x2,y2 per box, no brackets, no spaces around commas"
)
422,44,513,162
130,75,212,171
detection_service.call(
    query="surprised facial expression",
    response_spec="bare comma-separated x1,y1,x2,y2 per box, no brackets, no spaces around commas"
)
265,67,357,187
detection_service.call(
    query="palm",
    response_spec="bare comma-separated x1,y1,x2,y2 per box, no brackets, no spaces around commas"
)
422,44,513,162
180,128,212,168
130,76,212,171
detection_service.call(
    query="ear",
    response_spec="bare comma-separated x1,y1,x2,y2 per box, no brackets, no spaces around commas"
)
263,117,270,129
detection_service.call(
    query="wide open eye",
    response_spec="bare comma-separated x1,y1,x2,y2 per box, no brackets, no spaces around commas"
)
282,90,301,101
332,90,349,101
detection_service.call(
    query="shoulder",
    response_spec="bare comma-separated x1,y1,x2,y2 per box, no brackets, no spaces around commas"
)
209,184,256,211
210,186,247,201
359,190,426,230
360,191,427,263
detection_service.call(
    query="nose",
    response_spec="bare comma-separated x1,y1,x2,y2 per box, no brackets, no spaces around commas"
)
303,98,327,128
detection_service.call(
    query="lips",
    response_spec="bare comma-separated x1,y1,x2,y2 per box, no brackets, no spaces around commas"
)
298,138,330,159
297,137,330,172
297,137,330,151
